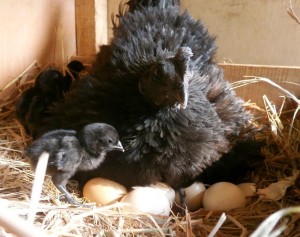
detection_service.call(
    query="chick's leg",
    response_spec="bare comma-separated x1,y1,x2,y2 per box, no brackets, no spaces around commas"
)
52,173,80,205
55,184,81,205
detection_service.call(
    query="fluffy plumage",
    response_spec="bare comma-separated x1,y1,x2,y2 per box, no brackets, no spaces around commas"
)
127,0,180,12
16,61,85,136
24,123,124,204
19,0,258,190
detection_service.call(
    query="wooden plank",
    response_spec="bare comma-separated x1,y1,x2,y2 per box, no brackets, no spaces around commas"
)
75,0,96,56
220,63,300,107
75,0,107,57
95,0,108,47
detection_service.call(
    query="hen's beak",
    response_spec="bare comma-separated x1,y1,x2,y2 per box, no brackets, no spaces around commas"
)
111,141,125,152
176,79,189,109
174,47,192,109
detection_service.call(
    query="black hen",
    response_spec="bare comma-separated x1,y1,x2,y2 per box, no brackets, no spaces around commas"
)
24,123,124,204
19,0,259,189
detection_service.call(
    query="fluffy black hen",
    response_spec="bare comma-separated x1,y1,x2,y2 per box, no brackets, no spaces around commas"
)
25,123,124,204
18,0,260,189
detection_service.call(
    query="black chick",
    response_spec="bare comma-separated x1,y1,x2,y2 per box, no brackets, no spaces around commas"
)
24,123,124,205
63,60,87,91
19,0,260,190
16,61,85,136
16,69,63,133
33,60,85,94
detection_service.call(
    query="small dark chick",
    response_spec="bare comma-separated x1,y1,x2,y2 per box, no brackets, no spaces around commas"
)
16,70,63,134
16,61,86,137
24,123,124,205
63,60,87,91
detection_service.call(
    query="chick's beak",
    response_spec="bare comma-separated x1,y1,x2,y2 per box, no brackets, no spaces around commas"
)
112,140,125,152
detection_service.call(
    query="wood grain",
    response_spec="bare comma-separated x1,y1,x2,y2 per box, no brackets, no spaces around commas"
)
75,0,96,57
220,63,300,107
75,0,107,57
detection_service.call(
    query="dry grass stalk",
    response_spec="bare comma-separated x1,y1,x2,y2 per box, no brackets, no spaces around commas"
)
283,0,300,24
0,65,299,236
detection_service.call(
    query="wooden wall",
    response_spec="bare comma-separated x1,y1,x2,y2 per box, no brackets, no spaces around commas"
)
180,0,300,67
0,0,76,91
220,64,300,107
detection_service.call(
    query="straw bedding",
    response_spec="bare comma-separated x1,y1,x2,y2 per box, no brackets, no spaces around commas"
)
0,62,299,237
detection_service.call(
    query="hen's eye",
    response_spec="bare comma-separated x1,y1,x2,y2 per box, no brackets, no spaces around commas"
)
174,81,182,89
152,68,162,83
108,139,113,144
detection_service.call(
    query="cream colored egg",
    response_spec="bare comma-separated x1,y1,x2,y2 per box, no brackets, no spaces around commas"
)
150,182,175,204
83,178,127,205
185,182,206,211
120,187,171,216
175,182,206,211
203,182,246,211
237,183,257,197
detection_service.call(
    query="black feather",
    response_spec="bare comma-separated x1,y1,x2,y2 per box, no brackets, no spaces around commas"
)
127,0,180,12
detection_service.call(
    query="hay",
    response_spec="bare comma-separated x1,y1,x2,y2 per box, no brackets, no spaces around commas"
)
0,63,299,237
282,0,300,25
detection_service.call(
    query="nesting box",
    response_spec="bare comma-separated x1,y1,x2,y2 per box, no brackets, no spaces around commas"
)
0,1,299,236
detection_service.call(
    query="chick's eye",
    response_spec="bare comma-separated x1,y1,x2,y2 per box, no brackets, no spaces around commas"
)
108,139,113,144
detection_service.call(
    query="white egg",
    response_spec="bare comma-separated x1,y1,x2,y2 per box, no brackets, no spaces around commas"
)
203,182,246,211
237,183,257,197
83,178,127,206
149,182,175,204
120,187,171,216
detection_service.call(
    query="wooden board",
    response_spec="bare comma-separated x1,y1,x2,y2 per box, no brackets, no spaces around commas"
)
75,0,107,57
75,0,96,57
220,64,300,107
